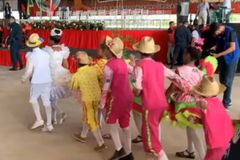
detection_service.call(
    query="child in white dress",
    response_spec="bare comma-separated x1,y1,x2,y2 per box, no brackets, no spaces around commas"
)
43,28,71,125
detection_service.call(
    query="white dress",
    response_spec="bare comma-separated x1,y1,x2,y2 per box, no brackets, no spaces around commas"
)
43,44,72,101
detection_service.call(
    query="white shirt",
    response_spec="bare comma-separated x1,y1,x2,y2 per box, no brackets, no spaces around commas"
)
22,47,52,84
192,30,200,39
180,2,189,16
197,2,209,13
224,0,231,9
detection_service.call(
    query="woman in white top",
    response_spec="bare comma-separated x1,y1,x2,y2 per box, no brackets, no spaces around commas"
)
197,0,210,26
44,28,71,125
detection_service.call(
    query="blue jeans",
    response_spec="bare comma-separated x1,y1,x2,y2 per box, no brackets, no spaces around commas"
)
219,58,239,108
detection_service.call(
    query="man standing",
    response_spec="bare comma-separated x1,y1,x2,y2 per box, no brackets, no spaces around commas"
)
8,16,23,71
210,23,240,109
173,21,192,66
167,21,175,65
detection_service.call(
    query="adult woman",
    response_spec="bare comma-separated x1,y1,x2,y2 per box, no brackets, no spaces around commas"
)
196,0,210,27
4,2,12,19
43,28,71,125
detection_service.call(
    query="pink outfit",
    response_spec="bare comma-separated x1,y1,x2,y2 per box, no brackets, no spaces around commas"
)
202,97,234,160
173,63,202,103
134,58,188,156
101,58,133,128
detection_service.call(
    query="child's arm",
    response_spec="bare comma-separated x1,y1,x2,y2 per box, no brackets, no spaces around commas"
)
100,66,113,109
164,66,190,92
21,55,33,83
132,66,143,96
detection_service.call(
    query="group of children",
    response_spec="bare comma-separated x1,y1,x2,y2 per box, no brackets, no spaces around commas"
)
21,28,235,160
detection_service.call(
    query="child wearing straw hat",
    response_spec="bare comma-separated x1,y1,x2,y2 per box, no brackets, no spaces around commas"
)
70,51,107,152
99,36,134,160
132,36,190,160
21,33,54,132
192,76,234,160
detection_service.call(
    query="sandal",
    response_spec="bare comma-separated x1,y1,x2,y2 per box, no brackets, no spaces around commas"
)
132,135,142,143
176,150,195,159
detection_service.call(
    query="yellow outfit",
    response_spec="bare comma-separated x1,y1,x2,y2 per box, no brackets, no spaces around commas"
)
71,65,102,131
94,58,107,89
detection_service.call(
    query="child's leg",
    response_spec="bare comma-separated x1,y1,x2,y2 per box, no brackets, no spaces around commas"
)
109,123,122,151
142,109,167,158
186,127,195,153
122,126,132,154
83,101,105,146
51,99,57,123
31,101,43,122
187,127,205,159
41,84,53,130
81,123,89,138
132,110,142,135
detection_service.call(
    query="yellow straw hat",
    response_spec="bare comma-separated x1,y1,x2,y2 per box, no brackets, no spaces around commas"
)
76,51,91,65
133,36,160,54
193,76,226,97
26,33,44,48
105,35,124,58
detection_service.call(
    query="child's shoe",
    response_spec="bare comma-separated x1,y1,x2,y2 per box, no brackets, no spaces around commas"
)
31,120,44,129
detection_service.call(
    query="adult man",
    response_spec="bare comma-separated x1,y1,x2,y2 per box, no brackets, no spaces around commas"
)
173,21,192,66
210,23,240,109
167,21,175,65
196,0,210,27
8,16,23,71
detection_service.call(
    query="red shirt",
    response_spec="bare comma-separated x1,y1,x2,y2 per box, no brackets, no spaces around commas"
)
168,28,175,44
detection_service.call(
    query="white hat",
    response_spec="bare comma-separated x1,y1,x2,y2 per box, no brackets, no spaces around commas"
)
50,28,63,37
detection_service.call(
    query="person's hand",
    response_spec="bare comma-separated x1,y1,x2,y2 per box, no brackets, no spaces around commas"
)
211,53,221,58
196,99,208,111
98,104,104,110
7,45,10,49
21,77,26,84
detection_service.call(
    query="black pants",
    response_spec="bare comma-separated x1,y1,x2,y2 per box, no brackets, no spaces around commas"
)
173,44,186,65
10,45,23,68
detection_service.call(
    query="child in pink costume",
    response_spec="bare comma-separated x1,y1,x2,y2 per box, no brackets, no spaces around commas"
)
167,46,205,159
100,36,134,160
193,76,234,160
132,36,189,160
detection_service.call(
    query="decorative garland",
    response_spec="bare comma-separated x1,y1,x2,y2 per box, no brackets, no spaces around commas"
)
21,20,105,30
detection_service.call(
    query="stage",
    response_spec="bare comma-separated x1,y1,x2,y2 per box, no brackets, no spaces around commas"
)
0,29,169,72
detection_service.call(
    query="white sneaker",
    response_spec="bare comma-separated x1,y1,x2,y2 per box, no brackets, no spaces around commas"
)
31,120,44,129
41,125,54,132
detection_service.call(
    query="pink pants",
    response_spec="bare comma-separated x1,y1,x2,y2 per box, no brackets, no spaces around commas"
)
205,147,227,160
142,109,164,156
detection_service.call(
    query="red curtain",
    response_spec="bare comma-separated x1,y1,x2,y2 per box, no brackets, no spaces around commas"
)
28,29,168,62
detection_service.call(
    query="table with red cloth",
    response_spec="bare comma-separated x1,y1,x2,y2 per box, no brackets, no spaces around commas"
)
0,29,169,72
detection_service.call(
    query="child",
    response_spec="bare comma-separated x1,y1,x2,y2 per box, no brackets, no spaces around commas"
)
21,33,53,132
99,36,134,160
132,36,189,160
193,76,234,160
43,28,71,125
166,46,205,159
71,51,106,152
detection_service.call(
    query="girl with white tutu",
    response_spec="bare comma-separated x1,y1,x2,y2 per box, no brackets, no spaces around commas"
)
43,28,71,125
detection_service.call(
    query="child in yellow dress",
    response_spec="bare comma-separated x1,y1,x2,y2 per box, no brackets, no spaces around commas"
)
71,51,107,152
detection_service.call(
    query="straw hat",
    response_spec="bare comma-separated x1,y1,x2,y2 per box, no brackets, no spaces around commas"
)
133,36,160,54
50,28,63,37
76,51,91,65
193,76,226,97
105,36,124,58
26,33,44,48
